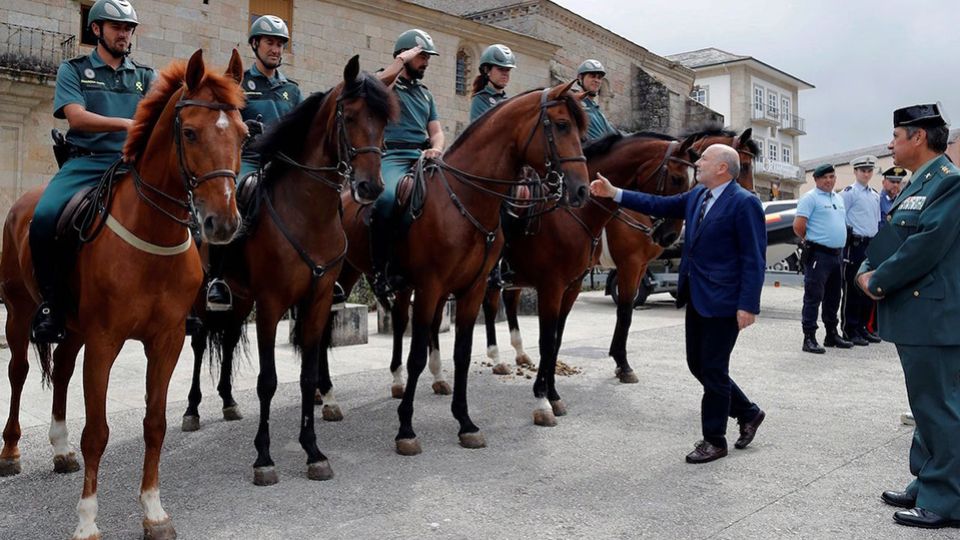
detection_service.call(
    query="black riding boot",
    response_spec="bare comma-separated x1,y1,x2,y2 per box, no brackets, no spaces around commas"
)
205,245,232,312
369,214,397,306
29,235,66,344
802,332,825,354
487,259,505,289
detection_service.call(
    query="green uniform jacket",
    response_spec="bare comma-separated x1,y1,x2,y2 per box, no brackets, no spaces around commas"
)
582,96,616,142
240,65,302,169
470,85,507,122
860,154,960,345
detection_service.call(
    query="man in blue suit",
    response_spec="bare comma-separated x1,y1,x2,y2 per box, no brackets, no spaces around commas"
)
591,144,767,464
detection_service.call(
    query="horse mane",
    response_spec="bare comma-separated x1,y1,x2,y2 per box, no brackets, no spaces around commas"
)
124,60,246,160
253,71,396,161
681,123,760,156
447,87,588,154
582,130,675,160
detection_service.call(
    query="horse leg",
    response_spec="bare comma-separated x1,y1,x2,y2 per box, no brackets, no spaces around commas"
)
394,288,439,456
218,324,243,421
71,337,122,540
252,307,281,486
316,320,343,421
294,296,334,481
451,285,486,449
503,288,533,367
485,289,510,375
0,295,31,477
181,327,207,432
532,286,563,427
547,285,581,418
50,332,83,473
429,301,452,395
138,333,184,540
609,264,643,384
389,289,411,399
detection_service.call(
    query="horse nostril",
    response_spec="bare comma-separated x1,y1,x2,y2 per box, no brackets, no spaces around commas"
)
203,215,216,234
576,185,589,205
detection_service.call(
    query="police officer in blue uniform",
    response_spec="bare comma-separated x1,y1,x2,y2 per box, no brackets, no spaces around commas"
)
369,29,445,300
29,0,154,343
577,59,617,141
470,44,516,122
859,103,960,529
794,164,853,353
840,155,882,345
205,14,302,310
879,166,906,227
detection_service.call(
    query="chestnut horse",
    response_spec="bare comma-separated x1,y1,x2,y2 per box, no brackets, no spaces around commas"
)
328,82,590,454
0,50,245,540
179,56,395,485
476,133,698,423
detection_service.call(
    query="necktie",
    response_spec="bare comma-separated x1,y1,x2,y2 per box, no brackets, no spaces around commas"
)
697,191,713,226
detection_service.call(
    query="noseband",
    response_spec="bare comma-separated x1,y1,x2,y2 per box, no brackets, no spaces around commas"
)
519,88,588,200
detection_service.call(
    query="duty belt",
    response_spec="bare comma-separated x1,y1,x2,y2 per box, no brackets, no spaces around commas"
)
806,241,841,256
385,140,429,151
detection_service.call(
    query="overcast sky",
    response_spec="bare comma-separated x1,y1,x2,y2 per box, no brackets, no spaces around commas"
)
552,0,960,160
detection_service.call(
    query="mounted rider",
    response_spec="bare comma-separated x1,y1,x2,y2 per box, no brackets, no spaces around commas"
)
30,0,155,343
369,29,444,301
470,44,516,122
206,14,302,311
577,59,617,141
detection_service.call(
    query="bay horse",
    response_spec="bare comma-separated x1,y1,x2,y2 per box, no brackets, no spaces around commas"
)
0,49,245,540
179,55,395,486
329,82,590,455
477,132,698,424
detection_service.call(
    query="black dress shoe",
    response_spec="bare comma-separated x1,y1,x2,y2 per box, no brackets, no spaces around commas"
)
881,490,916,509
893,507,960,529
861,328,882,343
824,332,853,348
842,331,868,346
802,336,825,354
685,440,728,464
735,410,765,449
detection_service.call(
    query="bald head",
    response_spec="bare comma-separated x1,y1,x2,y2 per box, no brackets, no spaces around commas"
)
697,144,740,187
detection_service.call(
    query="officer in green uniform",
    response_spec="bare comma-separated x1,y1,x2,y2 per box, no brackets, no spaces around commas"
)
858,103,960,529
577,59,617,141
369,29,444,300
205,14,302,310
470,44,516,122
29,0,154,343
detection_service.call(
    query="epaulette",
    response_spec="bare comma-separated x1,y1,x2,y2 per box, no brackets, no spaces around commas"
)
66,55,88,66
842,185,852,191
869,187,878,194
130,59,154,70
284,77,299,87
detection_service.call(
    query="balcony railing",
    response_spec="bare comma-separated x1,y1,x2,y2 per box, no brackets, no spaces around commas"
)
780,113,806,134
755,158,802,180
0,22,76,76
751,102,780,125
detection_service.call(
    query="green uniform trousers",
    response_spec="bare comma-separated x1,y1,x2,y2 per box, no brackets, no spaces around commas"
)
374,149,420,220
31,153,122,243
898,343,960,519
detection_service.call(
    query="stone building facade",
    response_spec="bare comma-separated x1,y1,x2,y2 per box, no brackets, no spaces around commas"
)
0,0,715,228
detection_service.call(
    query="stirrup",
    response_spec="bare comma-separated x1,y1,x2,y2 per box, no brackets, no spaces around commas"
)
30,304,66,344
205,278,233,312
332,282,347,305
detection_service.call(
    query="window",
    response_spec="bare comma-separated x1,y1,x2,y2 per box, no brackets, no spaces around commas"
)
753,84,764,113
767,90,778,116
754,136,765,161
781,144,792,164
768,141,779,162
781,96,791,118
249,0,294,50
80,2,96,46
455,49,469,96
690,85,709,105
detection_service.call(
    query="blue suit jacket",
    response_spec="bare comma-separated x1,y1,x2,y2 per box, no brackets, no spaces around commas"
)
619,182,766,317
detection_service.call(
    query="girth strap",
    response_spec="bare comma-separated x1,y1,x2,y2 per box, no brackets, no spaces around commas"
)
105,214,193,256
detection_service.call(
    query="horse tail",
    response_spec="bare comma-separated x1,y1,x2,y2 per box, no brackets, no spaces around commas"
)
32,343,53,388
203,312,249,383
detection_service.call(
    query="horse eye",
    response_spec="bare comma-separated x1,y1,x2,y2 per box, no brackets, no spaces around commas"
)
556,121,570,133
183,128,197,143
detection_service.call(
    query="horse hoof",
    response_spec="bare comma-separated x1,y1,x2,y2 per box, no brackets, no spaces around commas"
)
222,405,243,421
617,370,639,384
322,405,343,422
71,533,102,540
516,354,534,367
491,363,512,375
307,460,334,481
142,518,176,540
0,457,22,477
432,381,452,395
253,466,279,486
390,384,405,399
53,452,81,474
550,400,567,417
395,438,422,456
181,415,200,432
314,389,324,405
533,408,557,427
459,432,486,449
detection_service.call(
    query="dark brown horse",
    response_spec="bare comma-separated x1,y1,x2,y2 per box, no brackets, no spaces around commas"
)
327,82,590,454
180,55,395,485
1,50,245,540
475,132,698,424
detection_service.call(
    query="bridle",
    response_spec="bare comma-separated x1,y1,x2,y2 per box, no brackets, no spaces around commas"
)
518,88,588,202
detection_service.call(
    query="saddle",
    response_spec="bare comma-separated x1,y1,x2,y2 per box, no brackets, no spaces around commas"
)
395,164,429,226
55,186,97,243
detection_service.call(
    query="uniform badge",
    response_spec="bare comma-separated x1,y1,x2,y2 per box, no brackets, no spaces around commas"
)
282,91,289,100
942,166,951,174
135,81,143,92
84,68,95,79
901,196,927,211
488,97,496,104
247,80,256,90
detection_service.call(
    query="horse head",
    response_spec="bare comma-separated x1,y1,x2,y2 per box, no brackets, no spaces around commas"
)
686,126,758,194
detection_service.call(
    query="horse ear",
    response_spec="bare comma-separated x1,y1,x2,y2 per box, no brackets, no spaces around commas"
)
677,134,696,155
738,127,753,147
550,79,578,99
573,90,589,102
344,55,360,85
687,148,701,162
185,49,205,91
225,49,243,85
